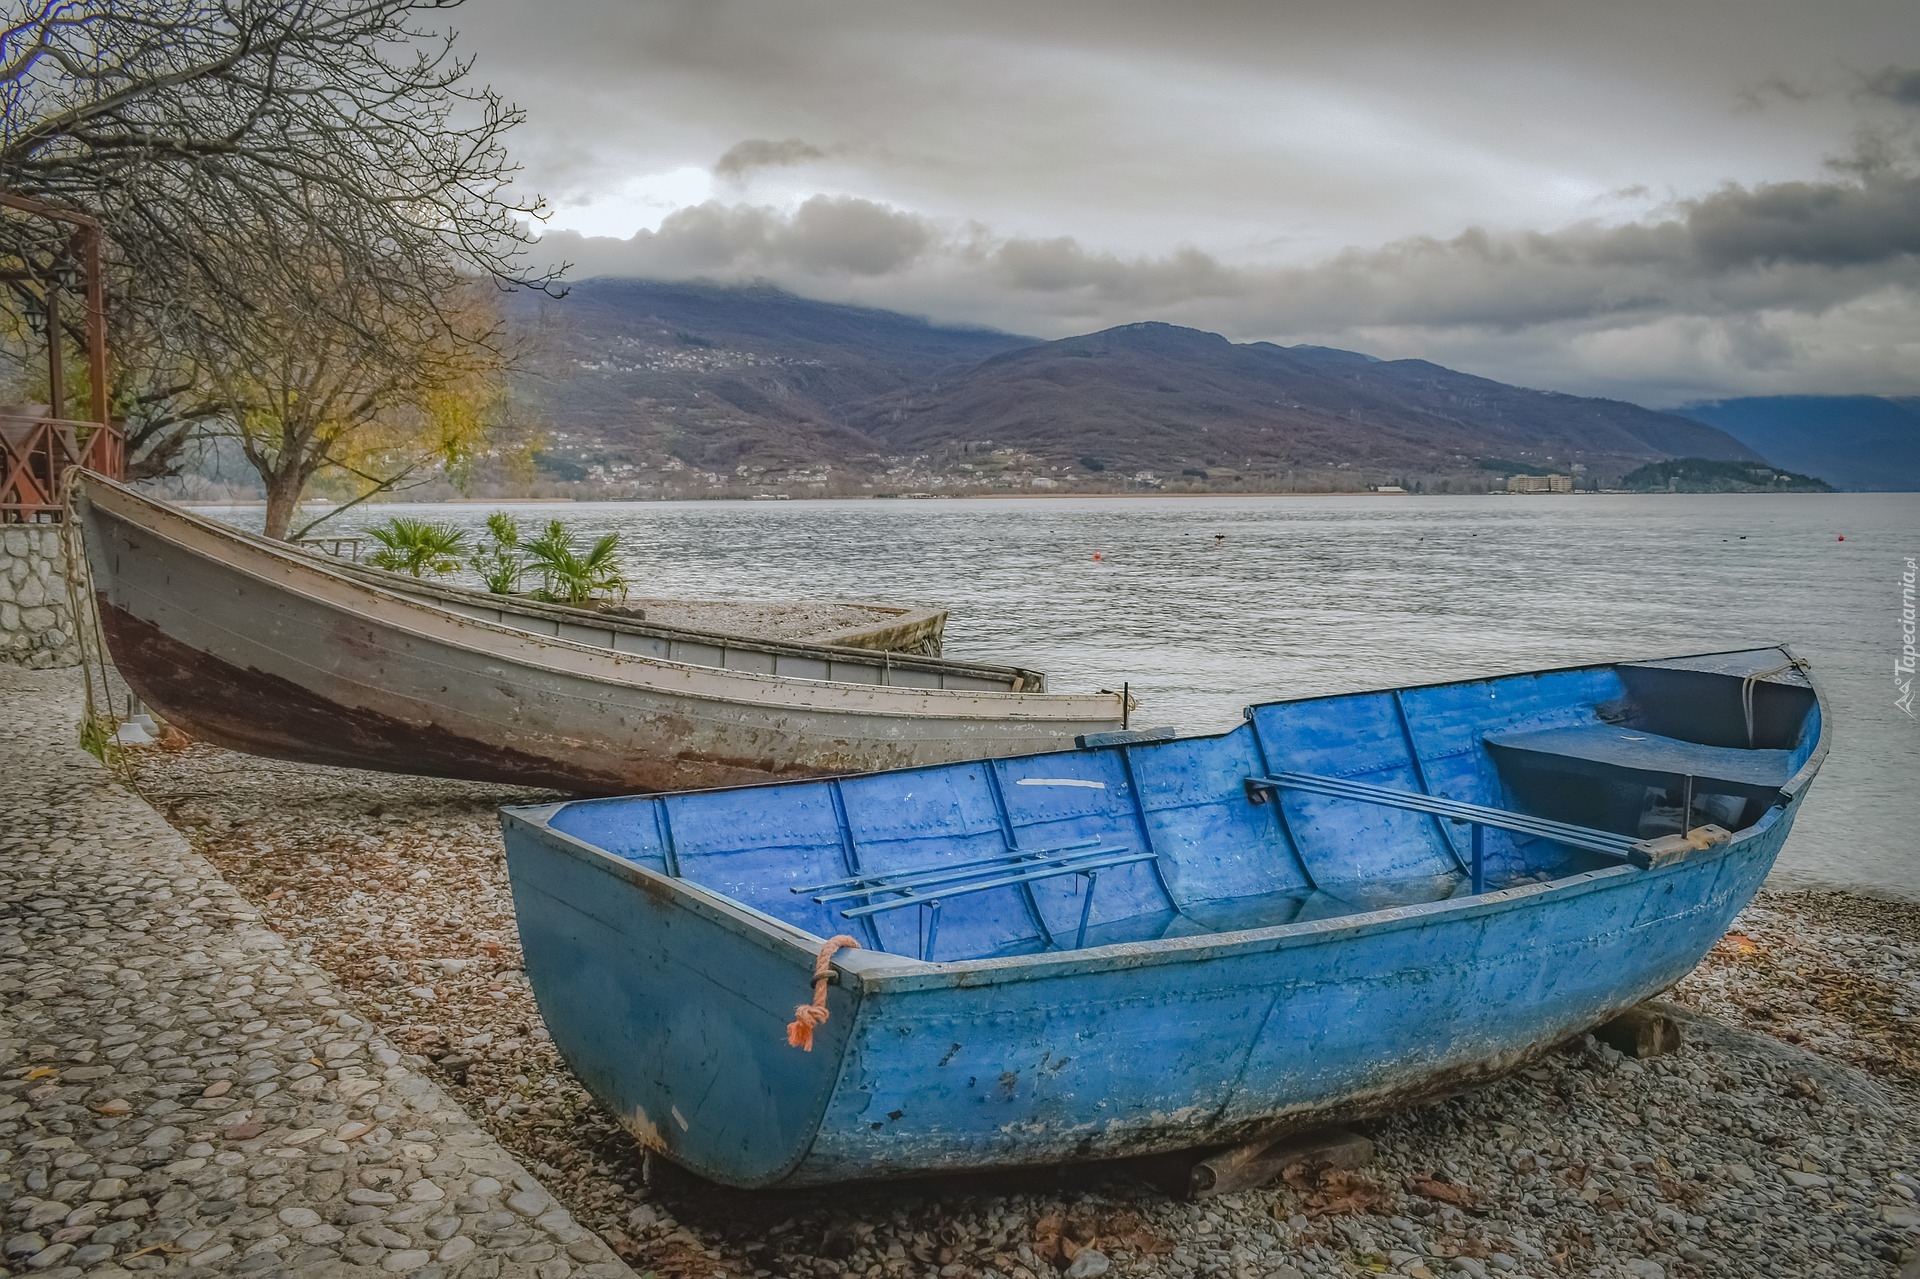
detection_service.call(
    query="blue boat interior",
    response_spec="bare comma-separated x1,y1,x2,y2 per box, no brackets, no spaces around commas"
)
543,650,1820,964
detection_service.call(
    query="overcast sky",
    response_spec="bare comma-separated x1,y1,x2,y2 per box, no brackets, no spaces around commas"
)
457,0,1920,405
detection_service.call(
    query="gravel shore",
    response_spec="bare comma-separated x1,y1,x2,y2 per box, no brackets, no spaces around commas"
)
120,727,1920,1279
0,667,635,1279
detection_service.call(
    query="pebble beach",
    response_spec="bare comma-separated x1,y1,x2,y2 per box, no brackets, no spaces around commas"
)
14,663,1893,1279
22,668,1889,1275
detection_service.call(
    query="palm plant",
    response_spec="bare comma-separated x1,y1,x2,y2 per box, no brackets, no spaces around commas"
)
468,512,527,594
365,516,466,577
525,519,628,605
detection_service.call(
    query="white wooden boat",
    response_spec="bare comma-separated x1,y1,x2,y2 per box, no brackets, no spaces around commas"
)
72,474,1125,792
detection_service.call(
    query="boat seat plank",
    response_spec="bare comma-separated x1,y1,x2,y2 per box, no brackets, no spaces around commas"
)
1482,724,1791,790
1248,772,1648,865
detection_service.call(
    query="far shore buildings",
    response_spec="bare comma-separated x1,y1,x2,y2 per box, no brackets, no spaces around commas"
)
1504,473,1574,493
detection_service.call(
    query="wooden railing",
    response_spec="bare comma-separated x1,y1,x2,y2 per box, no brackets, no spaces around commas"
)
0,192,119,522
0,414,125,521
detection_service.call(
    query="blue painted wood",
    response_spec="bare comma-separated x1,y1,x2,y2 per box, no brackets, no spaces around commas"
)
1114,745,1183,916
1391,687,1469,874
826,779,883,950
502,645,1828,1187
980,759,1062,946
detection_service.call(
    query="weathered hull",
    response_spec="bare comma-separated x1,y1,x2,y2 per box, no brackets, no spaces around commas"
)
503,792,1800,1185
498,650,1828,1186
73,476,1124,792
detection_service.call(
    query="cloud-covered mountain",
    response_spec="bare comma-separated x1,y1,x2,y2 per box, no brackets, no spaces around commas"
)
455,1,1919,404
533,158,1920,408
515,279,1759,491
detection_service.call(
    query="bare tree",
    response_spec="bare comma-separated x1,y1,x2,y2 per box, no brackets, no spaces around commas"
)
0,0,563,483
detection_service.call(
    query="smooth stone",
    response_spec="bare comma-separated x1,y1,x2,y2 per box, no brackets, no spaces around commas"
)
1065,1248,1110,1278
506,1189,551,1218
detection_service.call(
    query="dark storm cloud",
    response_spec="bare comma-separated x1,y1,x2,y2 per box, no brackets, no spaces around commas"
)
551,167,1920,327
714,138,837,179
1734,76,1816,113
589,195,931,277
454,0,1920,398
1684,171,1920,269
991,239,1244,301
1863,67,1920,108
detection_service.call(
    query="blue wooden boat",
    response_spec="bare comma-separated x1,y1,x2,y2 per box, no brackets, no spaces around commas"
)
498,647,1828,1188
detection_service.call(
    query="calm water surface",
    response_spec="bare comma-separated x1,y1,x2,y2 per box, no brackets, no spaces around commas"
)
225,494,1919,898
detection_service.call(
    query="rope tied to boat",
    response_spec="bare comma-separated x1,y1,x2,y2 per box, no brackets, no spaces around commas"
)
786,935,861,1051
1742,655,1811,747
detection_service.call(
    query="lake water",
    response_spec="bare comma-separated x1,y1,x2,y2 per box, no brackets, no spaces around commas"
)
226,493,1919,899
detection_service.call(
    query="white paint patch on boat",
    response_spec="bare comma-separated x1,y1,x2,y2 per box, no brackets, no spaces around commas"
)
1016,778,1107,789
672,1105,688,1131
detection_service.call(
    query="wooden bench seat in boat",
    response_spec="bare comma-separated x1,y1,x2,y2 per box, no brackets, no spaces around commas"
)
1482,721,1793,843
1481,724,1793,793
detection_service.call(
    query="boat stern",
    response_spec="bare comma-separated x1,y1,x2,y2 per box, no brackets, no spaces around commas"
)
499,802,872,1187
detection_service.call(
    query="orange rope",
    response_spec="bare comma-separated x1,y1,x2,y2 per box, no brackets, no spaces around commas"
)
786,935,860,1051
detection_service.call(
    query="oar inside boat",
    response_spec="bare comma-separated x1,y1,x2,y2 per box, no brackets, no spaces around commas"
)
500,646,1827,1187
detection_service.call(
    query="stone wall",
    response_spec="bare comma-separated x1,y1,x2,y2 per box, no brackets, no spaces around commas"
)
0,525,80,668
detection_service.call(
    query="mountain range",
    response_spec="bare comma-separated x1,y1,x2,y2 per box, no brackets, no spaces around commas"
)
508,279,1771,495
847,322,1753,482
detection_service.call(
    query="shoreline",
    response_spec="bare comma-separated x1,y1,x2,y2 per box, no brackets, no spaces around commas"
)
164,488,1881,511
1752,872,1920,907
